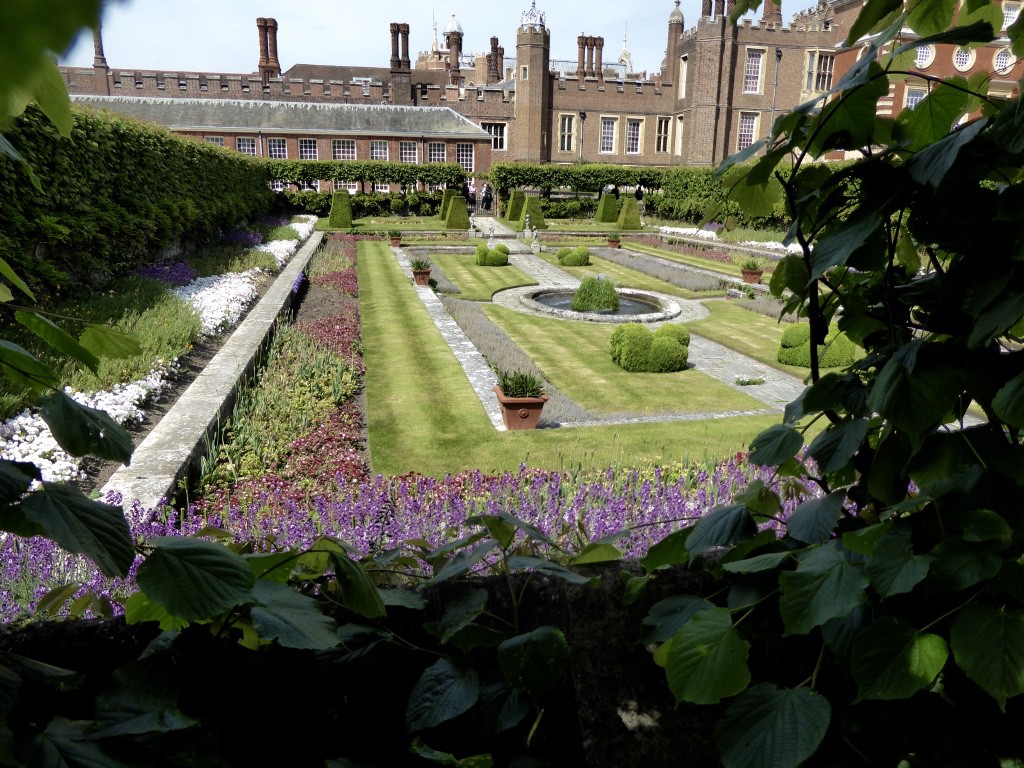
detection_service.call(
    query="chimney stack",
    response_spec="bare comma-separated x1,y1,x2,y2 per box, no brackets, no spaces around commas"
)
447,30,462,85
577,35,586,79
92,24,108,68
761,0,783,26
389,23,401,70
400,23,411,70
266,18,280,76
595,36,604,82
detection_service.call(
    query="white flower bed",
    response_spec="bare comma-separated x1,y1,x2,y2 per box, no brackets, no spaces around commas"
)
0,216,317,482
657,225,803,254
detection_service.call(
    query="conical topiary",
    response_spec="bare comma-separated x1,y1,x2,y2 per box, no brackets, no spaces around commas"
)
518,195,547,230
444,195,471,230
328,191,353,229
595,192,620,223
616,196,641,230
506,190,526,222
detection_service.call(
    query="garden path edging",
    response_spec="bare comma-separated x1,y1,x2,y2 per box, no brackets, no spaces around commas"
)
101,231,325,511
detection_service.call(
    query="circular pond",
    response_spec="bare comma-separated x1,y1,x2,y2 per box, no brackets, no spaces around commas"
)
520,288,682,323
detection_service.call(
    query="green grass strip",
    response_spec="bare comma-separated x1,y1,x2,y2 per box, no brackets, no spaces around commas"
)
536,252,708,300
430,253,537,301
483,305,764,415
687,300,800,373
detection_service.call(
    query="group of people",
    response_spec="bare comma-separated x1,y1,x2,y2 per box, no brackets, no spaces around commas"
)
462,180,493,211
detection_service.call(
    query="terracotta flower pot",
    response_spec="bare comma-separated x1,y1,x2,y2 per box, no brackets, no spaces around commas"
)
741,269,763,285
390,237,402,247
608,239,621,249
493,385,548,430
412,268,431,286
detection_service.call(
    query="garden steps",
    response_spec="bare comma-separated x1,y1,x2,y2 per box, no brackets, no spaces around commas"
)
101,231,325,511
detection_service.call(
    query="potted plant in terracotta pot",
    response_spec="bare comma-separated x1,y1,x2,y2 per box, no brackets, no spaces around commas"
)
388,229,402,247
409,257,432,286
607,230,622,249
493,368,548,430
738,254,764,284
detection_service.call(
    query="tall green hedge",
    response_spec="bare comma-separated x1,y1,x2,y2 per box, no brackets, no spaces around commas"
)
616,197,642,230
268,159,466,190
0,105,273,300
595,192,619,223
518,196,547,230
327,192,353,229
506,190,526,223
444,195,470,230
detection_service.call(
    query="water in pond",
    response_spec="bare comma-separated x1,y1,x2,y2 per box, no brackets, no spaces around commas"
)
533,290,660,316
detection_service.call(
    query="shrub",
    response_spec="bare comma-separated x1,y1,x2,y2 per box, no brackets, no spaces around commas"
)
475,243,490,263
777,323,858,368
506,190,526,222
481,249,509,266
595,192,620,223
572,276,618,312
655,324,691,347
440,188,457,219
444,195,470,230
616,197,642,230
648,335,689,372
328,192,353,229
494,242,510,255
558,246,590,267
519,195,548,230
610,323,690,373
389,196,407,215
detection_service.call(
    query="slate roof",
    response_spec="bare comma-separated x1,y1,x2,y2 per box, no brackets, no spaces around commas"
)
70,96,490,139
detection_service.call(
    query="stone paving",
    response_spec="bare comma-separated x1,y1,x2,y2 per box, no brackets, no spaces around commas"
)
396,218,810,429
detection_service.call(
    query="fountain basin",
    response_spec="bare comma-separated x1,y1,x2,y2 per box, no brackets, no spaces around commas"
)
520,288,681,323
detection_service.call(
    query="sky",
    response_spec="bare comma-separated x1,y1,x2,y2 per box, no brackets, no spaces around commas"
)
60,0,716,78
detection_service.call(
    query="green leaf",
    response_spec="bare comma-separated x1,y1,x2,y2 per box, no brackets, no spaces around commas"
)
959,509,1013,546
34,717,135,768
722,551,792,574
926,538,1002,592
748,424,804,467
571,542,622,564
951,604,1024,710
715,684,831,768
0,340,60,391
0,134,42,192
993,371,1024,428
380,588,428,610
79,324,144,360
30,59,74,136
686,504,757,556
498,626,569,696
780,542,869,635
480,514,516,548
92,664,198,739
137,536,254,621
807,419,869,475
429,539,498,584
427,588,488,643
897,80,971,152
852,617,948,701
769,255,809,297
722,163,782,217
786,493,846,545
406,658,480,732
15,311,100,372
0,459,39,505
847,0,904,45
810,210,884,280
664,607,751,705
122,591,189,631
969,292,1024,348
38,390,133,463
21,482,134,579
864,536,932,597
642,596,715,643
0,256,36,301
843,521,893,556
907,0,958,36
642,528,691,572
330,552,386,618
734,480,782,520
907,118,987,188
505,555,593,585
249,581,339,650
246,551,297,583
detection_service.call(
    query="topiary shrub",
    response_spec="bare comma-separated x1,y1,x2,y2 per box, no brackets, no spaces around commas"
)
494,242,510,255
475,243,490,264
777,323,858,368
440,189,457,220
572,276,618,312
616,197,642,230
611,323,690,372
518,196,548,230
610,324,654,372
654,324,691,347
389,196,407,215
595,192,620,223
506,190,526,222
444,195,470,230
648,335,689,372
328,192,353,229
481,249,509,266
558,246,590,267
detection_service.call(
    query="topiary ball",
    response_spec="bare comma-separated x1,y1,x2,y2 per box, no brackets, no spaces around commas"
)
610,323,652,372
654,324,691,347
647,335,688,372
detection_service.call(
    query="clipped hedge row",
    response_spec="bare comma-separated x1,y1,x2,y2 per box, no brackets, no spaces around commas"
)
475,243,509,266
617,197,642,230
777,323,858,368
444,195,470,230
595,193,620,223
268,159,466,189
611,324,690,373
557,246,590,267
0,105,273,299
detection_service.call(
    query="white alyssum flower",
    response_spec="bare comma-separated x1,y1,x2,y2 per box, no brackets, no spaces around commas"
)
173,269,260,336
0,360,179,483
254,216,318,268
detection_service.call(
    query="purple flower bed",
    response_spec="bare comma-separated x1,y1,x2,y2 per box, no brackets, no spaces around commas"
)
135,261,198,286
222,228,264,247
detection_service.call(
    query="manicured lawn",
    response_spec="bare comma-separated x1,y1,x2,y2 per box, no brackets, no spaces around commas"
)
316,215,447,232
536,252,710,300
360,240,786,476
624,242,748,278
688,299,802,373
482,305,765,416
430,253,537,301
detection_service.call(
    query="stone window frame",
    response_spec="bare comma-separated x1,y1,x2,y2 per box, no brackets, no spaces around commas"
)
993,47,1017,75
737,112,759,152
399,141,418,163
427,142,446,163
236,137,257,156
678,56,688,99
952,46,976,73
558,114,575,153
599,116,617,154
456,142,474,172
1004,1,1021,30
267,138,287,159
625,118,643,155
742,48,765,95
804,50,835,93
370,140,389,161
656,116,671,153
914,44,935,70
298,139,318,160
332,139,356,160
482,122,507,151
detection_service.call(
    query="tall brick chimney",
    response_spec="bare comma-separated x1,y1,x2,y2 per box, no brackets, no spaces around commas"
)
447,30,463,85
761,0,783,26
257,17,270,69
595,36,604,82
92,24,108,68
702,0,712,17
487,37,501,83
400,23,411,70
389,22,401,70
266,18,281,76
577,35,586,78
